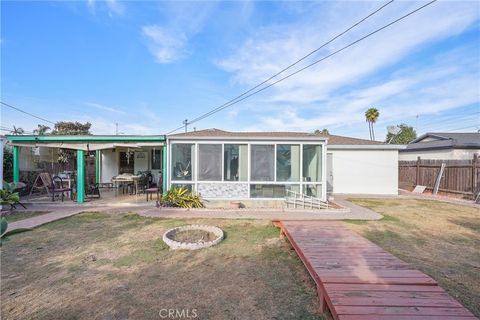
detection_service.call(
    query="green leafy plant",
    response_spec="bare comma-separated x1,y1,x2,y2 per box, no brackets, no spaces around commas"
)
1,182,20,207
161,186,204,208
0,217,8,238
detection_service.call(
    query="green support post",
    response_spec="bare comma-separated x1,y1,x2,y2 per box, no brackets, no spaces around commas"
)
163,144,167,194
77,150,85,204
13,146,20,184
95,150,100,184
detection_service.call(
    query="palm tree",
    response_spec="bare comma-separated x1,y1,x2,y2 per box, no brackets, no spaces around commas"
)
365,108,380,140
33,124,50,135
12,126,25,135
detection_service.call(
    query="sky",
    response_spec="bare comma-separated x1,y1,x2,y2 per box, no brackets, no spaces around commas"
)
1,0,479,140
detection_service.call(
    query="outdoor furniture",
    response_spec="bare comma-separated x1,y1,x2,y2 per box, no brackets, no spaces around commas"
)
112,174,140,196
145,175,163,202
86,183,101,199
30,172,73,202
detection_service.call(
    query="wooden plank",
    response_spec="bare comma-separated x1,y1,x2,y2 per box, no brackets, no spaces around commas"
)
335,306,474,316
277,220,475,320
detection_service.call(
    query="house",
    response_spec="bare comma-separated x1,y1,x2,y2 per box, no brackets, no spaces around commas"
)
399,132,480,161
4,129,403,204
168,129,403,202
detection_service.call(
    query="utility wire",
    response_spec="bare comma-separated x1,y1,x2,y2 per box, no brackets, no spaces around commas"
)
165,0,396,135
0,101,56,125
166,0,437,135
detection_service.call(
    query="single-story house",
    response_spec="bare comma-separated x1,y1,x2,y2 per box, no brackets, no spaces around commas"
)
4,129,403,204
168,129,403,200
399,132,480,161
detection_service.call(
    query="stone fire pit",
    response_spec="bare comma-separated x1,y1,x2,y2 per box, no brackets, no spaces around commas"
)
162,225,224,250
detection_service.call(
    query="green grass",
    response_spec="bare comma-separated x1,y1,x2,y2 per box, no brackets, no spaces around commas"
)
1,212,326,320
345,198,480,318
1,211,50,223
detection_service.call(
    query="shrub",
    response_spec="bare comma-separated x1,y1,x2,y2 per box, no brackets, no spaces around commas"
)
1,182,20,208
161,187,204,208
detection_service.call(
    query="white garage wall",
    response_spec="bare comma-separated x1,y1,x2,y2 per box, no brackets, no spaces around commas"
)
329,149,398,195
101,150,118,183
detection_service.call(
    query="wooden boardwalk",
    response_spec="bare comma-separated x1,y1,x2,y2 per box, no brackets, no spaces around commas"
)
276,220,477,320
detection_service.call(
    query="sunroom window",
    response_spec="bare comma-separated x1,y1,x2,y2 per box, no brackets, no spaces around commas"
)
302,144,322,182
198,144,222,181
171,144,194,181
276,144,300,182
224,144,247,181
251,145,275,181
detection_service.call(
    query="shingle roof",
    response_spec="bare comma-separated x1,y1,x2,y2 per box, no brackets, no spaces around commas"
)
403,132,480,151
169,128,384,145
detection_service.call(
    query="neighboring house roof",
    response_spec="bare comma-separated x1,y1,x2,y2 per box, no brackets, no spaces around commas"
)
402,132,480,152
168,128,402,150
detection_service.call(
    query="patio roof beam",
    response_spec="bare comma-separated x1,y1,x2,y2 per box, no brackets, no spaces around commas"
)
5,135,166,142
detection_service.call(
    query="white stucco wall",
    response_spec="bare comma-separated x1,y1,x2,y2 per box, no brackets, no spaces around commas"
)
328,149,398,195
101,150,118,183
399,149,479,161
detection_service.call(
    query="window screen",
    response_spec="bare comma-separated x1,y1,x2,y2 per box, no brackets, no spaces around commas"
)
172,144,193,181
251,145,274,181
198,144,222,181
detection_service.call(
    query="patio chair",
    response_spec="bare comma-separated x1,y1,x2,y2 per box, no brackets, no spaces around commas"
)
145,175,163,202
86,183,101,199
31,172,73,202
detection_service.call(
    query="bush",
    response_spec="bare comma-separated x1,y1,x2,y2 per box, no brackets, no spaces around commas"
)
1,182,20,208
161,187,204,208
3,146,13,183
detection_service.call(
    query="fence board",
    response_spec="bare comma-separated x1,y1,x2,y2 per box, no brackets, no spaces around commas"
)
399,156,479,199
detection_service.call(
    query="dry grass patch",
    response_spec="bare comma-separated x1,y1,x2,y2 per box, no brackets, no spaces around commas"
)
344,198,480,317
1,212,325,320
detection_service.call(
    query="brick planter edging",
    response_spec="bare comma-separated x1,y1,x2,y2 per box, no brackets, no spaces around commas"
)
162,225,224,250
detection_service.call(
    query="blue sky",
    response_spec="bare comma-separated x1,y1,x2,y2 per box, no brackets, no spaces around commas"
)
1,0,479,140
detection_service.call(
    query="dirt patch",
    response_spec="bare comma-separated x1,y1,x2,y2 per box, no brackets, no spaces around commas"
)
171,229,217,243
345,198,480,318
1,213,326,320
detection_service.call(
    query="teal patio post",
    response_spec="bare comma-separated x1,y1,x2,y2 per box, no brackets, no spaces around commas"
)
163,144,167,194
77,150,85,203
13,146,20,184
95,150,100,184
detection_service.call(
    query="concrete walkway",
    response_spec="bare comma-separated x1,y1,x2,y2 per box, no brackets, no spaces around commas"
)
4,198,383,233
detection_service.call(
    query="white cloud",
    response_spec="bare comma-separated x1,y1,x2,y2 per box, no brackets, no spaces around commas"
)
215,1,480,138
86,0,125,17
142,26,187,63
85,102,126,114
142,2,218,63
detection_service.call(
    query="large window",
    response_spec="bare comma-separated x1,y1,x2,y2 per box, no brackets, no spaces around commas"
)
198,144,222,181
171,144,194,181
251,145,275,181
224,144,247,181
276,144,300,181
119,151,134,174
250,184,300,198
302,145,322,182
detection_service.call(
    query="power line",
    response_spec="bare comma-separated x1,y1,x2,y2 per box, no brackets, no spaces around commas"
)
165,0,395,135
0,101,56,125
166,0,437,135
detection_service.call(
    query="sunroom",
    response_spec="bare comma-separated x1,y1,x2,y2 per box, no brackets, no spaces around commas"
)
167,130,327,202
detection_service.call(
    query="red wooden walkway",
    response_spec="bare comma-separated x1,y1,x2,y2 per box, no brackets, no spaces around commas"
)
276,220,477,320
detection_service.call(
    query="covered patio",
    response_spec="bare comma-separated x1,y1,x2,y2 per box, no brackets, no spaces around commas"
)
6,135,166,204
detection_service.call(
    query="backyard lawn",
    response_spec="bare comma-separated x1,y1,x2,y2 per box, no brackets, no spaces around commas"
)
1,211,50,223
344,198,480,318
1,213,324,320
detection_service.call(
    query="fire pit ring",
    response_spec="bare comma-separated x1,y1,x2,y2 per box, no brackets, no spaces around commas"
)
162,225,224,250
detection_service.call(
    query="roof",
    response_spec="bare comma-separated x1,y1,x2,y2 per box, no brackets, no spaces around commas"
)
5,134,166,142
169,128,385,145
402,132,480,152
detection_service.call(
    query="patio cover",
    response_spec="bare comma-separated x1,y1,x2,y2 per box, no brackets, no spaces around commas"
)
9,141,164,151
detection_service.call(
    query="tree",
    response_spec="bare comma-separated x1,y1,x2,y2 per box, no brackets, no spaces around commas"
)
385,124,417,144
3,146,13,182
12,126,25,135
365,108,380,140
52,121,91,135
33,124,51,136
314,128,330,135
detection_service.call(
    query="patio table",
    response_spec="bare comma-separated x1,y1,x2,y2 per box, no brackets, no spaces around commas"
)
112,176,140,195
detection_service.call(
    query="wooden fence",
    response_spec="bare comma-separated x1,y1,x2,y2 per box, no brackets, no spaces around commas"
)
399,154,479,199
